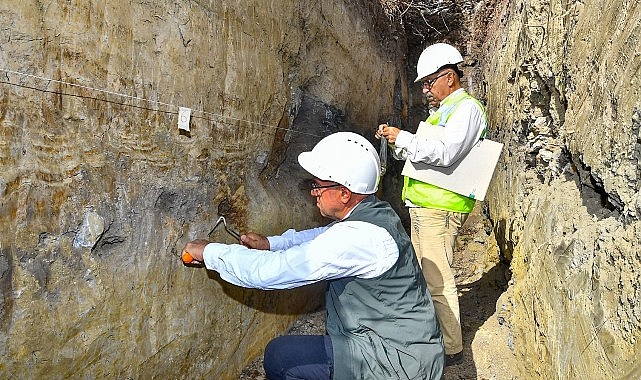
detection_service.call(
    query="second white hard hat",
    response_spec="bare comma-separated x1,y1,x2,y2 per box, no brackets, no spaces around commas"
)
414,43,463,83
298,132,381,194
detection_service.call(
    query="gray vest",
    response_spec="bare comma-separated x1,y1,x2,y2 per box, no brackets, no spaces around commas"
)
326,196,444,379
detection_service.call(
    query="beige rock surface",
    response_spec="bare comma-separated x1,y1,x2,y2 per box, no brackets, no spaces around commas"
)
473,0,641,378
3,0,641,378
0,0,405,378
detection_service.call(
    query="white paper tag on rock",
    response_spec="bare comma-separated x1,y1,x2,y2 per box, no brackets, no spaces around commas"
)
178,107,191,132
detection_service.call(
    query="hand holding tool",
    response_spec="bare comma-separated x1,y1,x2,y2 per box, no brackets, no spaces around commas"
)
181,251,199,265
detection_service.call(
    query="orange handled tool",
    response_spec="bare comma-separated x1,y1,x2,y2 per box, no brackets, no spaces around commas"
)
182,251,196,264
181,250,204,267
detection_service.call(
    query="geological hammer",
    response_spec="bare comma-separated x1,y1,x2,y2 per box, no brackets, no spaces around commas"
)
181,216,241,265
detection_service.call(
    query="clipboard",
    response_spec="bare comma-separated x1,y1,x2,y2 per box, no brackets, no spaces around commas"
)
401,122,503,201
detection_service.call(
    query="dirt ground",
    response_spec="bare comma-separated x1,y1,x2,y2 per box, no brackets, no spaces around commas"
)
238,202,518,380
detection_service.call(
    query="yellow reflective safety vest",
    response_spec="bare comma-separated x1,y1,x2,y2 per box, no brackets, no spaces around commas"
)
402,90,487,213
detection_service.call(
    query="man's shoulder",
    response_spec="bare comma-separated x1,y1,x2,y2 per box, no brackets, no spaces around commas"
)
460,93,484,106
456,96,486,115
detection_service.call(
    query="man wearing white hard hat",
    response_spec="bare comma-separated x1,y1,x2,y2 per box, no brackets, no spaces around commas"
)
376,42,488,366
182,131,444,379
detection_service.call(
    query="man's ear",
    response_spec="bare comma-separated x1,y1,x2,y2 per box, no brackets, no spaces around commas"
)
339,186,352,204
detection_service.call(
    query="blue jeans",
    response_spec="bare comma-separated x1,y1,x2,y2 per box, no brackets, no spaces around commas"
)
263,335,333,380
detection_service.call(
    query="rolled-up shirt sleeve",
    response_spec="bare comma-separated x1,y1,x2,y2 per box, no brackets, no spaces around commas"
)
202,221,398,290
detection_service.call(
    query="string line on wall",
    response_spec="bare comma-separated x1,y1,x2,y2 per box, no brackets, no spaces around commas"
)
0,68,322,138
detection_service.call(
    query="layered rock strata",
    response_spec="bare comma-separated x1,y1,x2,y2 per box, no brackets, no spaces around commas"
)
0,1,404,377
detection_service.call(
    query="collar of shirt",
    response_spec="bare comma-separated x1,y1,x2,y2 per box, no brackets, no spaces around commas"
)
440,88,466,105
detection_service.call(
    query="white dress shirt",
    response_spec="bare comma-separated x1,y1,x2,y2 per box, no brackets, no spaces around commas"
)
392,89,487,167
202,220,399,290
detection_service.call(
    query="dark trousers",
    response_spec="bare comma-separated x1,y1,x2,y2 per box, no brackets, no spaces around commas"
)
263,335,333,380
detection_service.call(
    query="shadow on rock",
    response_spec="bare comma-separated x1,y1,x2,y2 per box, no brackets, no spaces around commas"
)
206,270,326,316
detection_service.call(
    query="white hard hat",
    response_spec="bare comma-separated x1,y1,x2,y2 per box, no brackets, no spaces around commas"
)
298,132,381,194
414,43,464,83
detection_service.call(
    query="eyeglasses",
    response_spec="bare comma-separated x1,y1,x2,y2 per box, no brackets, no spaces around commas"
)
310,182,342,191
422,71,449,89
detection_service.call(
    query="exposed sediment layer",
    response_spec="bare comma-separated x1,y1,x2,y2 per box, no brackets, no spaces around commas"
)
0,1,404,377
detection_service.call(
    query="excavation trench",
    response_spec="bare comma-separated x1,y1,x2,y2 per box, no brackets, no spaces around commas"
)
4,0,640,378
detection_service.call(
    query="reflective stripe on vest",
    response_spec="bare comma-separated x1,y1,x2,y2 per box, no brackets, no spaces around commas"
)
402,90,487,213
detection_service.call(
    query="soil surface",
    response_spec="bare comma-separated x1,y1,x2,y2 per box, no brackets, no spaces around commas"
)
238,202,518,380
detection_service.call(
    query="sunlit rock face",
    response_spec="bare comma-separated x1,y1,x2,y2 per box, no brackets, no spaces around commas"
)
474,0,641,377
0,0,405,377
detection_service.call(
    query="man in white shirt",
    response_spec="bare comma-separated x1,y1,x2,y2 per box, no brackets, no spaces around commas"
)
182,132,444,379
376,43,488,366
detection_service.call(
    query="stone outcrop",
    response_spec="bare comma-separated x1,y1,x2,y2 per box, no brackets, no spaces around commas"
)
3,0,641,378
473,0,641,377
0,0,405,377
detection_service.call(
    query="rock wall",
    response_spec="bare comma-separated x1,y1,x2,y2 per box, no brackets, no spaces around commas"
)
0,0,405,377
474,0,641,377
7,0,639,377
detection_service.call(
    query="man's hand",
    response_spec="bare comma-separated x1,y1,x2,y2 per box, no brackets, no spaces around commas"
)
182,239,210,264
376,124,401,144
240,232,270,250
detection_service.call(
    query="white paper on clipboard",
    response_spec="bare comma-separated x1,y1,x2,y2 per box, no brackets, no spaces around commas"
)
401,122,503,201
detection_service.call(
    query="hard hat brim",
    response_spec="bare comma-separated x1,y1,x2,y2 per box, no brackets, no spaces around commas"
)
297,151,325,181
